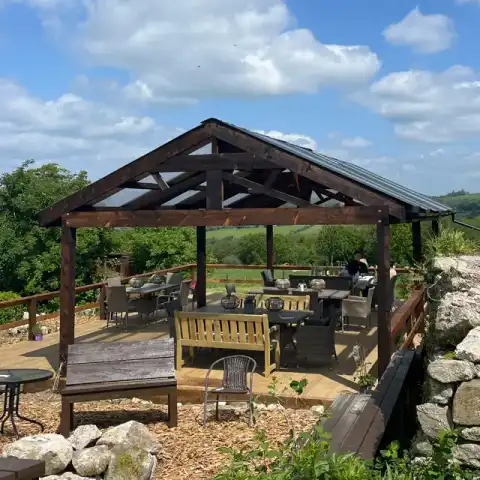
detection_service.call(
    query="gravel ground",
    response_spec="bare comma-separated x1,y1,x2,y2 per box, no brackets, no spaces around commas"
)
0,391,318,480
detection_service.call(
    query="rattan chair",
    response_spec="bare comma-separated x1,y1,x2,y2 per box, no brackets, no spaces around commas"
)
203,355,257,427
106,286,136,331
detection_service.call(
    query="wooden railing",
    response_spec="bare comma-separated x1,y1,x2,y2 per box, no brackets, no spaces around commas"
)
0,264,195,338
0,262,419,340
390,286,428,350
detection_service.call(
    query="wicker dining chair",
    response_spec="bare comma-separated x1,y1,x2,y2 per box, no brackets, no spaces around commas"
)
203,355,257,427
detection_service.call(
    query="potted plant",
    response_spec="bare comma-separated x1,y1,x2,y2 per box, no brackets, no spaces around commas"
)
31,325,43,341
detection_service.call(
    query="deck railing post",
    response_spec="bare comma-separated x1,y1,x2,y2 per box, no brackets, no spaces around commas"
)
28,299,37,340
99,285,106,320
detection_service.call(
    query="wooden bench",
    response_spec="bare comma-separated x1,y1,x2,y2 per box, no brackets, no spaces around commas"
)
322,349,422,459
174,312,280,377
0,458,44,480
60,339,178,436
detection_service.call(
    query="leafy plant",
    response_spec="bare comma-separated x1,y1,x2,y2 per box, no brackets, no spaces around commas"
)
425,228,477,258
0,291,24,325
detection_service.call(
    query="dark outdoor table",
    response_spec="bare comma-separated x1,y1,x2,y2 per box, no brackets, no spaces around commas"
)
0,457,45,479
0,369,53,438
126,283,177,295
317,289,351,300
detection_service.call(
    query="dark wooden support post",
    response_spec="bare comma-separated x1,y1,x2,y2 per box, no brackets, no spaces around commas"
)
266,225,274,274
196,226,207,308
28,299,37,340
206,170,223,209
432,218,440,237
99,285,106,320
376,213,391,378
412,222,423,263
60,225,76,364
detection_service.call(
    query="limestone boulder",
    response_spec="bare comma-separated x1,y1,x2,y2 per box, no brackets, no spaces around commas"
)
2,433,73,475
42,474,96,480
456,327,480,363
435,293,480,345
427,378,454,405
416,403,453,439
411,433,433,457
68,425,102,450
104,445,156,480
453,379,480,425
72,445,111,477
460,427,480,442
97,421,159,454
453,443,480,469
427,359,476,383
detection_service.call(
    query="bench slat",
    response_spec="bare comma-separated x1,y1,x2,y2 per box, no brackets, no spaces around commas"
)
68,339,173,364
67,358,174,385
63,377,176,395
0,472,14,480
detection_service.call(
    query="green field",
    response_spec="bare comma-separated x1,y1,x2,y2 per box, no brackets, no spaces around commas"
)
207,225,323,239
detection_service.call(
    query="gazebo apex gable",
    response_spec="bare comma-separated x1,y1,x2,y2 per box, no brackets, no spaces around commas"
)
38,118,452,227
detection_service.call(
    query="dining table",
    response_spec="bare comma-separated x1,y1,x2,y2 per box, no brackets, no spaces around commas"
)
126,283,178,296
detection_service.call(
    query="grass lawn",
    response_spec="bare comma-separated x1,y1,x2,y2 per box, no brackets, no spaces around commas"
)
207,225,323,239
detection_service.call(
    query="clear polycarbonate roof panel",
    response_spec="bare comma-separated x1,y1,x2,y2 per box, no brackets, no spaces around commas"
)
203,119,452,214
94,188,153,207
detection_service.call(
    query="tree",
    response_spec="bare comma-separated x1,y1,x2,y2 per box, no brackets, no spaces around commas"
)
0,161,115,299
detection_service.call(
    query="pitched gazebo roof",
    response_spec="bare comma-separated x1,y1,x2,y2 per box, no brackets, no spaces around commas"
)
38,118,452,228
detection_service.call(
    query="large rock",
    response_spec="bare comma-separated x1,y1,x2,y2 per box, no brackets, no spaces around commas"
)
460,427,480,442
72,445,111,477
453,444,480,468
427,378,454,405
416,403,453,439
68,425,102,450
453,379,480,425
105,445,156,480
427,359,476,383
411,432,433,457
456,327,480,363
97,421,158,454
2,433,73,475
42,474,96,480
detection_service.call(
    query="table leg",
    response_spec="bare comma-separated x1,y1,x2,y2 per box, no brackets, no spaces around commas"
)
0,385,18,438
0,387,8,422
15,385,45,432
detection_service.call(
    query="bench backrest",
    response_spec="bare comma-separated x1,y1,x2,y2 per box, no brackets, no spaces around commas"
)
175,312,270,351
66,339,175,386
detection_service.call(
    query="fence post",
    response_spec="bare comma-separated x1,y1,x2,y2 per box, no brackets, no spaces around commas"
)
28,299,37,340
99,285,106,320
190,266,196,282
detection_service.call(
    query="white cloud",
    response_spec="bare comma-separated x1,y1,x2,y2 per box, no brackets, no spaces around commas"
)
340,136,372,148
0,79,179,177
355,65,480,143
383,7,455,54
21,0,380,103
255,130,317,150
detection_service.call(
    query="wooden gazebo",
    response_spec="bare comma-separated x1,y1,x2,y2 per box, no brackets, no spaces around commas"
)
38,118,453,376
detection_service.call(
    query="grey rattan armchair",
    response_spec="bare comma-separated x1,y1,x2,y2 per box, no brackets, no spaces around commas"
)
203,355,257,427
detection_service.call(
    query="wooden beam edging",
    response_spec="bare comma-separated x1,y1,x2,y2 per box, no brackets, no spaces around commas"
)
62,206,386,228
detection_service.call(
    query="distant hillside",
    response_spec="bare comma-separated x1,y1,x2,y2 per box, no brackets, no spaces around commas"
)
434,191,480,218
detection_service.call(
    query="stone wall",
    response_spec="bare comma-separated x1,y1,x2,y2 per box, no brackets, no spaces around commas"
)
415,256,480,468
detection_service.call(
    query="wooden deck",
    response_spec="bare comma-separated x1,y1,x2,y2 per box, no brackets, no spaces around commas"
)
1,294,379,406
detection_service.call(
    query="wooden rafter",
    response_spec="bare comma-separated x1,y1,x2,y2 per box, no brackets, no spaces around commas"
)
63,206,386,228
38,127,213,226
222,172,314,208
156,153,275,171
205,121,406,219
125,173,206,210
151,173,169,190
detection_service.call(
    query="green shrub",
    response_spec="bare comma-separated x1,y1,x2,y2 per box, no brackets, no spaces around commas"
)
0,291,24,325
222,254,242,265
425,228,477,258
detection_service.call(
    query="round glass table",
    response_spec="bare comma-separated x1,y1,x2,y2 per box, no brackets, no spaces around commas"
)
0,369,53,438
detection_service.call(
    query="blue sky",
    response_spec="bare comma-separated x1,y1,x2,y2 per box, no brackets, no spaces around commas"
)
1,0,480,195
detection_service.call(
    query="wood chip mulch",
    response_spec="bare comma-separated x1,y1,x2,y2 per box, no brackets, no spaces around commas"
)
0,391,318,480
